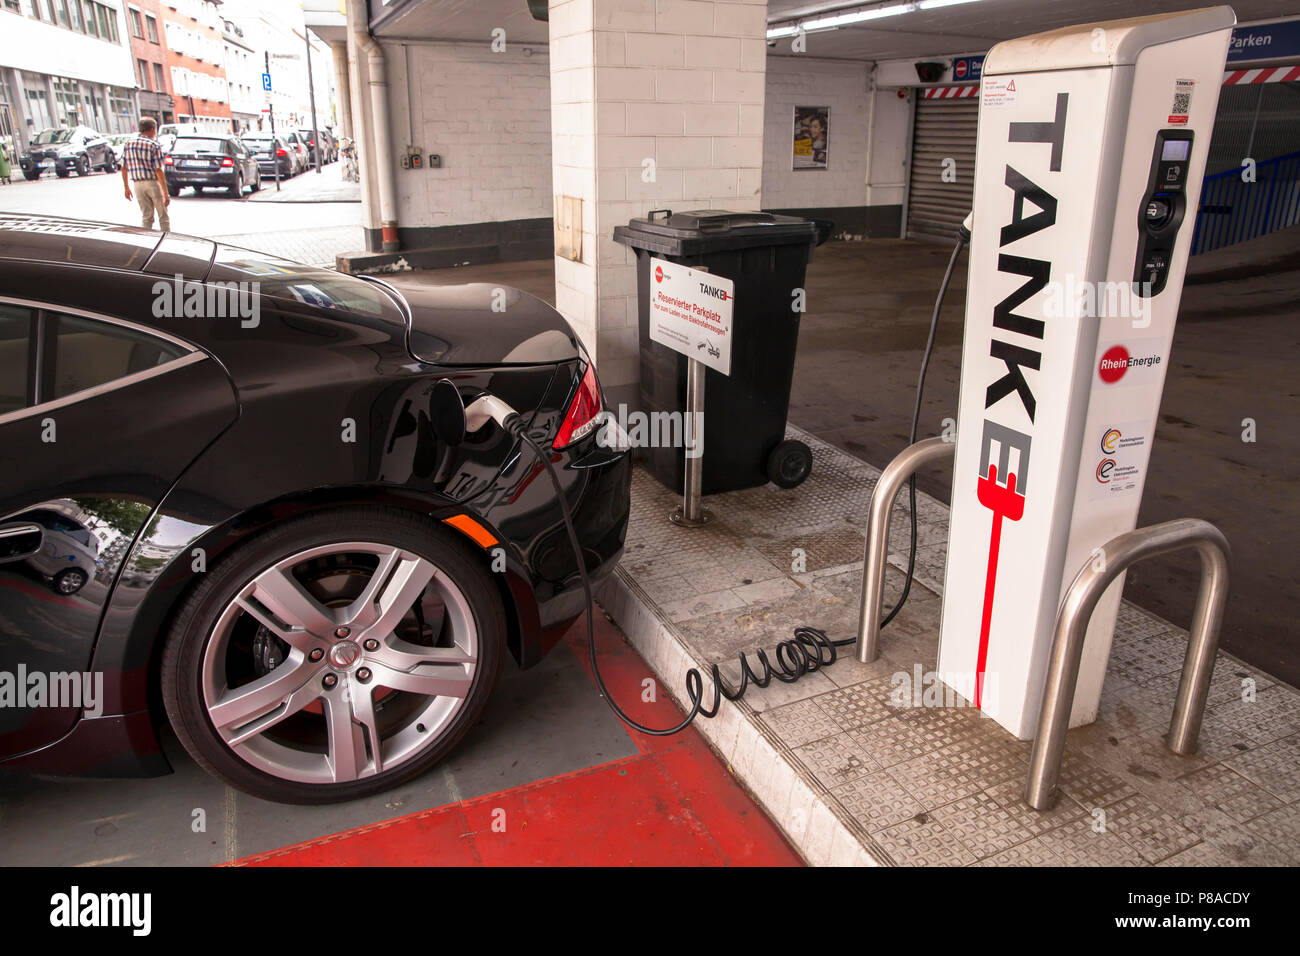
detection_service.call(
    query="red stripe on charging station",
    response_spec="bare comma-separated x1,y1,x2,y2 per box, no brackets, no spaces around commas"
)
228,613,803,867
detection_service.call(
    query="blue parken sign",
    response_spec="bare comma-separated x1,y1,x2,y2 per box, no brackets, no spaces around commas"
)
1227,21,1300,62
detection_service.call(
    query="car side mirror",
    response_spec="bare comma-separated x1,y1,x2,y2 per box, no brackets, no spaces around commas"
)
429,380,467,447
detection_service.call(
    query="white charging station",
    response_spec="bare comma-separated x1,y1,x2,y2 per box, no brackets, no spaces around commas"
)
937,8,1236,739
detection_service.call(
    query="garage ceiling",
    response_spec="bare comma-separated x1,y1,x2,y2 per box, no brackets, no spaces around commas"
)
372,0,1300,62
766,0,1300,60
371,0,551,43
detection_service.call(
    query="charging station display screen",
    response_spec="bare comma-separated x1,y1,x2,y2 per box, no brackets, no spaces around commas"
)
1161,139,1191,161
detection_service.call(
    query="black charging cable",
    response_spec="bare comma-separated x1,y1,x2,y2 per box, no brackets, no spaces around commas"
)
510,223,970,735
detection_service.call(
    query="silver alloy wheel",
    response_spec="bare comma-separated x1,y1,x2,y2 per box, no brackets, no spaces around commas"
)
200,541,478,784
57,569,86,594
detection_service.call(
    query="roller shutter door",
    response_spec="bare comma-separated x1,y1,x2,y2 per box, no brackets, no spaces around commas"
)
906,94,978,240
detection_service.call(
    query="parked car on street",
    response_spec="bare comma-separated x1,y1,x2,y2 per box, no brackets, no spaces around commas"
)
105,133,132,167
0,214,629,803
281,130,309,174
241,133,296,180
297,128,336,167
165,136,261,198
17,127,118,180
19,508,100,595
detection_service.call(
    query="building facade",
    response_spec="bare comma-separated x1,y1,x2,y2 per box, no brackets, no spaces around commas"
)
220,15,260,132
224,0,335,133
160,0,231,132
124,0,175,123
0,0,139,153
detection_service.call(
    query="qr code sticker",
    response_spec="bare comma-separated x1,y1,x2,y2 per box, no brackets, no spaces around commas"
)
1171,79,1194,116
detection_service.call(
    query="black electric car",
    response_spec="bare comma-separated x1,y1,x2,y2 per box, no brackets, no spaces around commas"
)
0,214,630,804
165,135,261,197
18,126,118,180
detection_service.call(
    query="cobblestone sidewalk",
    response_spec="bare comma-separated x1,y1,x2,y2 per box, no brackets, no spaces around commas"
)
211,225,362,268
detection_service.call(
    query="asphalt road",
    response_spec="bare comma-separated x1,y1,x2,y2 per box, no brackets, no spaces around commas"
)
0,161,360,238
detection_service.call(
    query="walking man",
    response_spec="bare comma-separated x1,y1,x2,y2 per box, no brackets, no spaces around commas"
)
122,117,170,231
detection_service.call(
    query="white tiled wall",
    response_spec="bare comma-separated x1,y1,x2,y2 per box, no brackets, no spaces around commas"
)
549,0,768,391
761,57,872,212
391,41,554,229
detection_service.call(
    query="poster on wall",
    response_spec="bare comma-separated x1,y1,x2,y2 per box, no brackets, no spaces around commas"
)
793,106,829,170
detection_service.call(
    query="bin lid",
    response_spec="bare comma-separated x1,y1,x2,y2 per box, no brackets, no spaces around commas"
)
613,209,818,256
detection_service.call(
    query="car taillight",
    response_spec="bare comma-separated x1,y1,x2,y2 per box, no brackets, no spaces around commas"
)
164,156,174,165
221,157,234,167
276,148,287,157
553,362,602,449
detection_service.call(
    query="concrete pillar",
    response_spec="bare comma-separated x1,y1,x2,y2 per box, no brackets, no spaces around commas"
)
548,0,768,406
346,0,379,250
331,41,353,140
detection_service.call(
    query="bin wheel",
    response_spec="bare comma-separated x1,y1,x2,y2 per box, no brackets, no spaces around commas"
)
766,439,812,489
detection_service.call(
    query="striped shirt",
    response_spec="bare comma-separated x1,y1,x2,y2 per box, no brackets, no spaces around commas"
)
122,135,165,181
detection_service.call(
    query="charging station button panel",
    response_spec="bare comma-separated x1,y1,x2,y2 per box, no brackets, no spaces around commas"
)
1133,130,1194,296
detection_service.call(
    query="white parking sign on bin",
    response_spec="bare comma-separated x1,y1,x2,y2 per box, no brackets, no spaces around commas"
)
648,257,734,376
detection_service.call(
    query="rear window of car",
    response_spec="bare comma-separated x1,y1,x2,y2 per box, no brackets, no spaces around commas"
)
208,246,401,322
31,129,73,145
174,137,227,154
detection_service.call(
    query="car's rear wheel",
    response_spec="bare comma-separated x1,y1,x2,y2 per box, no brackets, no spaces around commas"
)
227,173,242,198
161,507,505,803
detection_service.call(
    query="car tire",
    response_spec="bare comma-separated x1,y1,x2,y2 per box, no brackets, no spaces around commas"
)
76,155,90,177
53,567,88,595
227,174,242,199
160,506,506,804
167,183,180,198
55,167,69,179
250,169,261,192
23,170,39,181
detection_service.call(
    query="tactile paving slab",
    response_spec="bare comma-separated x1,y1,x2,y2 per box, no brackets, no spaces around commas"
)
599,425,1300,866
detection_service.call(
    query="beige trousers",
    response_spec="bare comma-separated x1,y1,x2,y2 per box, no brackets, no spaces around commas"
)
135,178,171,231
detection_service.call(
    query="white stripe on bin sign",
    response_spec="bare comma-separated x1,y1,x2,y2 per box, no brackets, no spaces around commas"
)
648,257,734,377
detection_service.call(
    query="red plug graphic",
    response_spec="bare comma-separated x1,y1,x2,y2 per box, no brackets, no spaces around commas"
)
975,462,1026,709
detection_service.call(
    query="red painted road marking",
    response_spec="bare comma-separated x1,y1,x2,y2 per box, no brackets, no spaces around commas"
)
230,613,803,867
